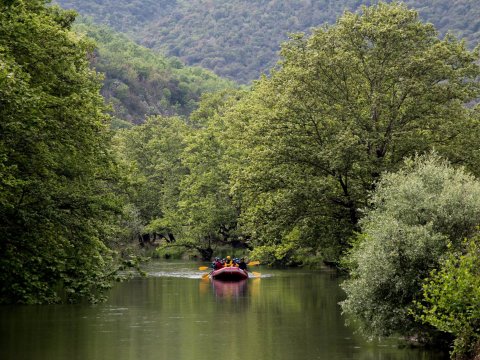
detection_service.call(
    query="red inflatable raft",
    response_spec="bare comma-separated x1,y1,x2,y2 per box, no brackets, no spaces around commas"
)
211,267,248,281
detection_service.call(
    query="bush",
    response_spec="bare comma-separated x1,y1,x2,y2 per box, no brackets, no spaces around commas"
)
341,153,480,341
416,236,480,359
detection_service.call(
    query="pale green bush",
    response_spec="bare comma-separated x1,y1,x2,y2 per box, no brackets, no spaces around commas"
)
341,153,480,340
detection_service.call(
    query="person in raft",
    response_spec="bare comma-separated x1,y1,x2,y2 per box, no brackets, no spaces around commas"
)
238,258,247,271
212,257,223,270
224,256,234,267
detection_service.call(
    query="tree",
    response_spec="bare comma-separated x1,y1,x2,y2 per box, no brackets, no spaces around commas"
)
0,0,121,303
224,2,480,264
112,115,188,246
340,154,480,342
173,91,244,260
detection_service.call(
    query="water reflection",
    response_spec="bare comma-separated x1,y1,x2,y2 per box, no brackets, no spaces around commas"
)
0,261,448,360
211,279,248,299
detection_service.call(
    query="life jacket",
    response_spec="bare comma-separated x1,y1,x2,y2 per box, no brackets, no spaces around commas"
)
224,259,233,267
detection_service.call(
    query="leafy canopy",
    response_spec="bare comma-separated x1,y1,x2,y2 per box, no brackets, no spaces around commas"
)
223,2,480,264
175,91,243,255
113,115,188,236
0,0,122,304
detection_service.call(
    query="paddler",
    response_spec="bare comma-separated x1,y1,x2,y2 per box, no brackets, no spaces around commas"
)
224,255,233,267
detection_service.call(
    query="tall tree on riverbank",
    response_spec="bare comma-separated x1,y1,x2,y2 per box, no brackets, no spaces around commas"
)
0,0,121,304
113,91,248,260
112,115,188,247
224,2,480,264
174,91,245,259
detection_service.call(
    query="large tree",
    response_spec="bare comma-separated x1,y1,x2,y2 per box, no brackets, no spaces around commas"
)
225,2,480,263
0,0,121,303
173,91,244,260
112,115,188,245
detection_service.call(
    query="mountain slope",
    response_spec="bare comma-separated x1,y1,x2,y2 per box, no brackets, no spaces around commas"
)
56,0,480,84
75,21,235,124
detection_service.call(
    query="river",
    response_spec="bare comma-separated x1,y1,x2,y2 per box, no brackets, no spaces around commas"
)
0,260,447,360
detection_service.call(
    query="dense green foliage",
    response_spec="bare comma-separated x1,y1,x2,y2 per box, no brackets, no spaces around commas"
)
416,236,480,359
55,0,480,83
75,21,235,125
3,4,480,357
55,0,175,33
0,0,124,303
341,154,480,342
219,3,480,264
112,91,246,259
174,91,244,258
113,115,188,241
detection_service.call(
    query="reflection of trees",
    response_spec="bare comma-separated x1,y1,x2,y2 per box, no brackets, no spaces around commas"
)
1,266,437,359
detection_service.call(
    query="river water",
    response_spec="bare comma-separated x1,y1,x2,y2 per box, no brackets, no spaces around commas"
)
0,260,447,360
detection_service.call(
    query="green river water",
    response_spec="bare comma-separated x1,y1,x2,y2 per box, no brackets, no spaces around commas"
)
0,260,447,360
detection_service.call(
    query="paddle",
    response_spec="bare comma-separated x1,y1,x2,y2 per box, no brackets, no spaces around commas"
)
202,272,210,279
198,266,210,271
246,261,260,276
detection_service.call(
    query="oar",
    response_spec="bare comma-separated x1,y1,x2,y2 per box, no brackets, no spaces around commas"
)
202,272,210,279
198,266,210,271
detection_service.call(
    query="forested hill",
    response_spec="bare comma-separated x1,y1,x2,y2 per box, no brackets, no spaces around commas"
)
56,0,480,84
74,21,235,126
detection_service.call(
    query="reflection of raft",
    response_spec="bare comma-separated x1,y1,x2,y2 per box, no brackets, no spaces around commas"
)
212,279,247,298
211,267,248,281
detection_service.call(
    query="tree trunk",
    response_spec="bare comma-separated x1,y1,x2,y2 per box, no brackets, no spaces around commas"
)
197,247,213,261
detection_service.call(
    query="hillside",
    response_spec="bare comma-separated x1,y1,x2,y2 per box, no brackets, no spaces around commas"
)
57,0,480,84
75,21,235,125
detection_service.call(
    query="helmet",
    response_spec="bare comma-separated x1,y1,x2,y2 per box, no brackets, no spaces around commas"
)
227,256,231,260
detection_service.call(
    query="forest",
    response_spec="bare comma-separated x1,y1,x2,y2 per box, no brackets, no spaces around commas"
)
55,0,480,83
2,0,480,359
74,20,235,126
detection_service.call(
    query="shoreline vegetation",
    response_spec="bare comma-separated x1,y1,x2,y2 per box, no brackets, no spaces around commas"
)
2,1,480,358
